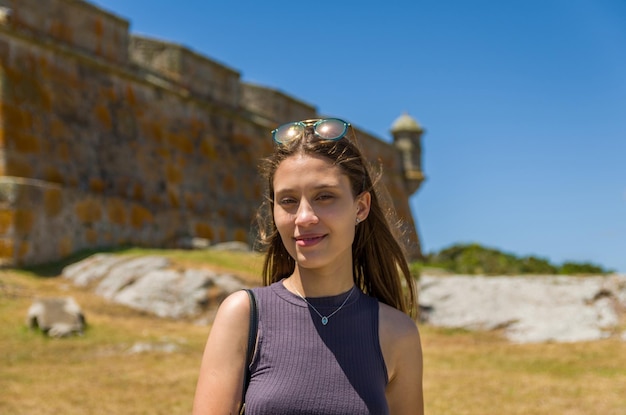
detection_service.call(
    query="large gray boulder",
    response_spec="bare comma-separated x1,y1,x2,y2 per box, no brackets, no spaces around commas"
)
27,297,86,338
112,268,212,318
418,274,626,343
62,254,247,319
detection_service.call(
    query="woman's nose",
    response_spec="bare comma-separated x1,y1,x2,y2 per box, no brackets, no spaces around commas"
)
294,200,318,225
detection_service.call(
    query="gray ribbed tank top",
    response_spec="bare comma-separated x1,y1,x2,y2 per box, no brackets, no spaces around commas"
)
245,280,389,415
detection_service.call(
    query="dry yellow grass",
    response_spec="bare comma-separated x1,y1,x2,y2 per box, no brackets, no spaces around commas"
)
1,251,625,415
422,327,626,414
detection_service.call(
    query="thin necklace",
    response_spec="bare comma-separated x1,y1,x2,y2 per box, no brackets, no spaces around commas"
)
288,280,355,326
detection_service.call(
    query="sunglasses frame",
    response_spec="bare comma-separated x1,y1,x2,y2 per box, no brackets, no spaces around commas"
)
271,118,351,144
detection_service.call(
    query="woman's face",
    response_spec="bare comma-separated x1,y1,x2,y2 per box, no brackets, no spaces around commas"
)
273,153,370,274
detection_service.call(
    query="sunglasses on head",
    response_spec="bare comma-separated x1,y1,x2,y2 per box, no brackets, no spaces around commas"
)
271,118,351,145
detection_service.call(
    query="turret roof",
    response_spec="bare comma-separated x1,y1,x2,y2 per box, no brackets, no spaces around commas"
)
390,112,423,133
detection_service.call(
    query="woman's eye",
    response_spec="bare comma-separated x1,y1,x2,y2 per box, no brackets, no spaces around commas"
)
278,197,297,205
317,194,334,201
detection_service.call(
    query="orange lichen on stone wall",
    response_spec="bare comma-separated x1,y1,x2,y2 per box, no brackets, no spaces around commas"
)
195,223,214,240
199,136,217,160
94,18,104,56
16,241,29,262
102,85,118,102
143,121,164,144
44,188,63,218
125,85,136,106
89,178,106,193
6,158,33,178
107,198,127,225
167,132,194,154
130,204,153,229
13,133,41,154
2,103,33,132
232,133,251,146
184,192,195,211
148,194,162,206
0,210,14,234
75,199,102,224
189,117,206,137
155,147,169,158
166,163,182,184
55,141,71,161
59,236,73,258
49,20,74,44
49,118,68,140
14,210,34,234
102,232,113,243
42,165,63,184
252,184,262,200
168,190,179,208
233,228,248,243
94,103,112,130
94,17,104,37
131,183,143,201
217,226,226,242
86,228,98,244
222,174,236,193
0,239,14,259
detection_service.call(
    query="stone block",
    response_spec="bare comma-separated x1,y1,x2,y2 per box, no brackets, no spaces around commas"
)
129,36,240,107
0,0,130,64
239,83,317,124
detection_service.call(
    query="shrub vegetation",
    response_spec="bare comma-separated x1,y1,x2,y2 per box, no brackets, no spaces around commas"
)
421,243,612,275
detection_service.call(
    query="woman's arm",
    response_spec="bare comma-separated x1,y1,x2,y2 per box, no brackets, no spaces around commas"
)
192,290,251,415
380,303,424,415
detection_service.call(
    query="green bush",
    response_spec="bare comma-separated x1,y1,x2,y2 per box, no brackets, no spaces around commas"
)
420,243,612,275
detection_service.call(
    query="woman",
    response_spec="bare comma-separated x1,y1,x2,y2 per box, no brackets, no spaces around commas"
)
192,118,424,415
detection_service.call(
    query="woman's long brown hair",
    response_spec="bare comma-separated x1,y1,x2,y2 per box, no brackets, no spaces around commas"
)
255,126,417,317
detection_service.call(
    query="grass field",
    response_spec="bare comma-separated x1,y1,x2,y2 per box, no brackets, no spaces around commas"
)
1,249,625,415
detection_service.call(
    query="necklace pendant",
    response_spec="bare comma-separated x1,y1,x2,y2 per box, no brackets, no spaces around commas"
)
321,316,329,325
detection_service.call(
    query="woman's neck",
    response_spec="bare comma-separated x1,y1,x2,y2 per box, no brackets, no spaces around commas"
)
286,265,355,297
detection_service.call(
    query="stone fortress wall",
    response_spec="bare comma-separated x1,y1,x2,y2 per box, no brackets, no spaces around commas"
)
0,0,425,266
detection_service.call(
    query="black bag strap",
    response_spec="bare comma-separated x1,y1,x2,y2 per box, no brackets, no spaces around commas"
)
240,289,258,414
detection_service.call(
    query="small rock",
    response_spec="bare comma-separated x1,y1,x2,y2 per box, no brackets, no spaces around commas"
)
27,297,86,337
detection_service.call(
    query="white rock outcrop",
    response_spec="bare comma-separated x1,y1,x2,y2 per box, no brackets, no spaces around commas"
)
62,254,247,319
418,274,626,343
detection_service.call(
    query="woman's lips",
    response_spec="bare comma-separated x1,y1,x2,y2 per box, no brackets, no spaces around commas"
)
295,235,326,247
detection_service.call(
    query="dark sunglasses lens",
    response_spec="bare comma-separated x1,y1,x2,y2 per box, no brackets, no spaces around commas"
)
315,119,348,140
273,123,304,144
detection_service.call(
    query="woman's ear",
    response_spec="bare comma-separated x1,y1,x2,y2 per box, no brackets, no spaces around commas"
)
356,191,371,222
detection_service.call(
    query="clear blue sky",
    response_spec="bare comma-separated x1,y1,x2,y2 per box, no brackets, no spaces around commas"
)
91,0,626,273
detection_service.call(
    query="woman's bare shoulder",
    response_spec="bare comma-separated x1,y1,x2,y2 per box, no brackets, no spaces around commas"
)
378,301,420,342
378,301,423,414
212,289,252,327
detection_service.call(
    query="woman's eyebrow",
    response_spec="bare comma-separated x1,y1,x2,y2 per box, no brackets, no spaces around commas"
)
275,183,341,194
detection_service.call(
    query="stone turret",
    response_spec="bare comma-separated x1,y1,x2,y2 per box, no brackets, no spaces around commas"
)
391,112,425,194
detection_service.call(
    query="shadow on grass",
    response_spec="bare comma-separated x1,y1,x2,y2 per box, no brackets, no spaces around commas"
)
14,245,136,277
